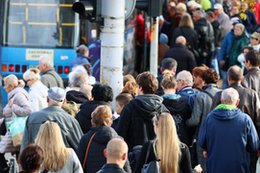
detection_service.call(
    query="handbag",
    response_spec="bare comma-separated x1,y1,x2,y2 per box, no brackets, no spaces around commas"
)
82,132,96,170
141,142,160,173
6,115,28,147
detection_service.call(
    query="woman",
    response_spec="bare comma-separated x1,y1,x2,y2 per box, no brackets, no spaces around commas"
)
35,121,83,173
0,74,32,172
134,113,202,173
19,144,44,173
160,71,192,146
77,105,127,173
171,13,198,51
23,68,48,112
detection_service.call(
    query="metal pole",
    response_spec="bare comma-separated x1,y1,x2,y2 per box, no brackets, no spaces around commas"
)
100,0,125,108
149,17,159,77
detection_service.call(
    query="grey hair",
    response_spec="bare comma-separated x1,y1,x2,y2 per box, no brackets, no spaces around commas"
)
4,74,18,87
221,88,239,104
234,23,245,32
176,70,193,86
68,65,89,87
39,55,54,67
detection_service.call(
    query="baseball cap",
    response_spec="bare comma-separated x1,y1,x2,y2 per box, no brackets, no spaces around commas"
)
213,3,222,10
251,32,260,40
48,87,66,102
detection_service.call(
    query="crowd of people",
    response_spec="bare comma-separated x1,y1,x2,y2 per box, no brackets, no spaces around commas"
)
0,0,259,173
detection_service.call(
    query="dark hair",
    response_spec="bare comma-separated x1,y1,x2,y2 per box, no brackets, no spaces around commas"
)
136,71,158,94
228,66,243,82
245,50,260,67
19,144,44,173
116,93,133,107
161,58,178,71
92,83,113,102
83,63,92,75
192,65,218,84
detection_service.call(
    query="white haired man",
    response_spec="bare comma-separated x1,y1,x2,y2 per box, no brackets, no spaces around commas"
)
199,88,259,173
38,55,64,88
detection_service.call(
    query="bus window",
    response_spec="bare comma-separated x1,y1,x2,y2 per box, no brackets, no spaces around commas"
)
5,0,78,48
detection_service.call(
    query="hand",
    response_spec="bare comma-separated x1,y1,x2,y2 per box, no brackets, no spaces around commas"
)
194,164,203,173
8,99,13,108
203,151,208,158
220,60,225,66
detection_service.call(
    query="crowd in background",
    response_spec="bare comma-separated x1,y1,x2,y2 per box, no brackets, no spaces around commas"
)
0,0,260,173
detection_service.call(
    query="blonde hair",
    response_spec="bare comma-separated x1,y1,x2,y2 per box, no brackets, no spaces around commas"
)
4,74,18,87
179,13,194,29
35,121,69,172
176,2,187,13
154,113,181,173
161,70,177,89
23,68,41,82
91,105,113,126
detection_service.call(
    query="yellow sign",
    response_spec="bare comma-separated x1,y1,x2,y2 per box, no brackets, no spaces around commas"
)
26,49,54,61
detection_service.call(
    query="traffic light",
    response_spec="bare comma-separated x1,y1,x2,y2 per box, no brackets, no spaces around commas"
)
72,0,101,22
135,0,162,17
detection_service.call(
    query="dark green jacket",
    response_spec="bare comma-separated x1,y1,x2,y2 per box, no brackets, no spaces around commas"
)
228,33,249,67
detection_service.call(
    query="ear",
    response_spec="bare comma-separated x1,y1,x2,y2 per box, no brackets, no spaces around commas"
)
122,153,127,161
235,99,239,107
91,120,96,127
104,149,107,158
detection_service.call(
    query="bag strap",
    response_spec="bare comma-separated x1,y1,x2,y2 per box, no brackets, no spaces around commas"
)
202,90,214,99
82,132,96,170
144,142,152,164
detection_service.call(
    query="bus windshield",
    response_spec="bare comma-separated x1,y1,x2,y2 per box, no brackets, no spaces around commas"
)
4,0,79,48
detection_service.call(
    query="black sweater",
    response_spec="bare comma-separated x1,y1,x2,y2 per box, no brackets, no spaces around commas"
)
134,140,194,173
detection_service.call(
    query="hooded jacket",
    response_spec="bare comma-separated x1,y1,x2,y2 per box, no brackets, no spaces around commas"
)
117,94,168,150
199,107,259,173
77,126,118,173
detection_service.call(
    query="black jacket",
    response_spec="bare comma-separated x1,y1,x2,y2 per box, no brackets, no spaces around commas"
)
97,164,127,173
162,95,192,145
75,100,109,133
171,27,198,50
134,140,195,173
77,126,118,173
163,44,197,74
66,90,89,104
117,95,169,150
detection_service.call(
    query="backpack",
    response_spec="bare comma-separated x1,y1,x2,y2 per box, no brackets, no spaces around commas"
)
128,145,143,171
178,88,200,109
141,142,160,173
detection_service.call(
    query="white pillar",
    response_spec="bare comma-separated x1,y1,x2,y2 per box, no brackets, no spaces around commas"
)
100,0,125,107
149,17,159,77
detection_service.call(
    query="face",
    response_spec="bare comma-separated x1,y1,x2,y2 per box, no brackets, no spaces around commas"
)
241,2,248,12
4,83,14,93
116,101,123,115
193,75,205,90
176,79,184,91
38,61,46,73
234,26,243,36
250,37,259,46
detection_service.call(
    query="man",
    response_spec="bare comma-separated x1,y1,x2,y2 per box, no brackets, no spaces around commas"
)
117,72,168,150
193,8,214,67
242,50,260,98
213,3,232,41
97,138,128,173
156,57,177,95
164,36,196,74
176,70,200,109
71,44,91,67
21,87,83,152
240,1,258,34
199,88,259,173
38,55,64,88
212,65,260,135
249,32,260,51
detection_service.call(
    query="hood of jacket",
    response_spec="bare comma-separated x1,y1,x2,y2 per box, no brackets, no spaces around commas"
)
91,126,118,144
132,94,164,120
8,87,28,100
211,108,241,120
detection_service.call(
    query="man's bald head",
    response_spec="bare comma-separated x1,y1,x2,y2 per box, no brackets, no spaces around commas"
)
105,138,128,167
227,65,243,82
176,36,186,46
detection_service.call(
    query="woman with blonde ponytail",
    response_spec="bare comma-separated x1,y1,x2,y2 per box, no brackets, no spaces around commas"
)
134,112,202,173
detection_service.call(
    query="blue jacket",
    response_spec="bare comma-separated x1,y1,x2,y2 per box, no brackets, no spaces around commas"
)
217,31,234,61
199,108,259,173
